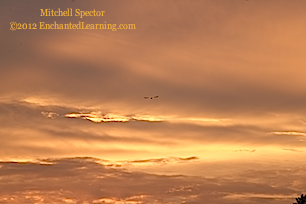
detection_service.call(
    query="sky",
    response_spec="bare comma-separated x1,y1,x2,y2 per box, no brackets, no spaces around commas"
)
1,0,306,203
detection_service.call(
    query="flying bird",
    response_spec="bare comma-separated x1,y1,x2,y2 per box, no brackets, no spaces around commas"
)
144,95,159,99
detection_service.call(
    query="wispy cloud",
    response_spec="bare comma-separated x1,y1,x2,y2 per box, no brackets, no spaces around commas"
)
41,111,59,119
231,149,256,153
282,148,303,152
1,99,306,162
65,111,165,123
120,156,199,166
273,131,306,137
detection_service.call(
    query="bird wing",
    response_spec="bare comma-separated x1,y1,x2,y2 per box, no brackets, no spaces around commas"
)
154,95,159,98
144,97,149,99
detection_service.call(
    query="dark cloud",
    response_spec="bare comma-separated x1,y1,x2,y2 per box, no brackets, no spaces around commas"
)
0,157,201,202
282,148,303,152
121,156,199,165
179,156,198,161
64,111,165,123
0,157,301,204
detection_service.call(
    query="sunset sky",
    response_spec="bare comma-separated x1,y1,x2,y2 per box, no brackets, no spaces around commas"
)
1,0,306,203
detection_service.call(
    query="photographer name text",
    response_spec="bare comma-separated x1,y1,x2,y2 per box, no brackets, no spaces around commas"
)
41,8,105,18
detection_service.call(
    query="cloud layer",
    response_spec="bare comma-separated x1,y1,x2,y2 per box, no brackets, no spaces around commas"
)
0,157,303,204
2,0,306,203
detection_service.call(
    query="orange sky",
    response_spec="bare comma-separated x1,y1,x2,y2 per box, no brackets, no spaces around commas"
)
1,0,306,203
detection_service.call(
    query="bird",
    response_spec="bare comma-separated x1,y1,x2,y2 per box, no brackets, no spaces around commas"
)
144,95,159,99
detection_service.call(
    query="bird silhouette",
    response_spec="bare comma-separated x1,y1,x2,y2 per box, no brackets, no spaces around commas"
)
144,95,159,99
